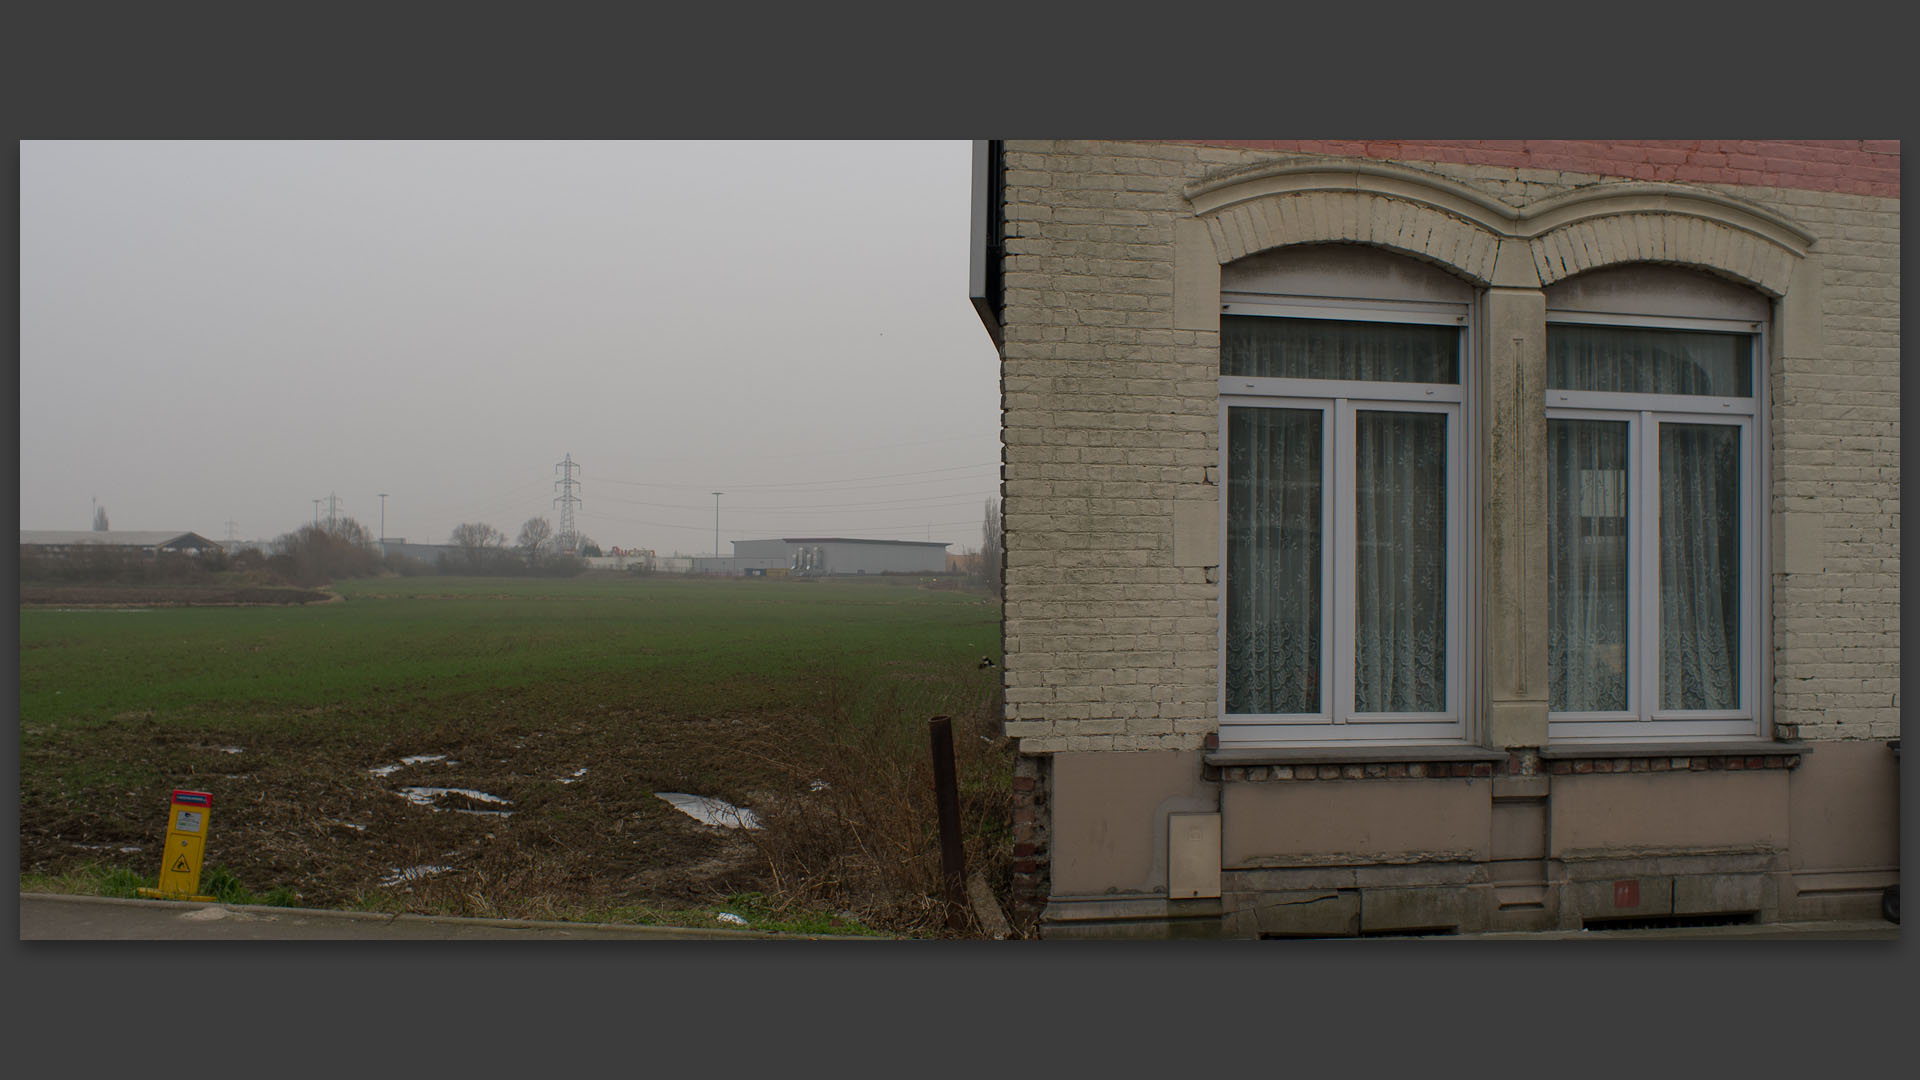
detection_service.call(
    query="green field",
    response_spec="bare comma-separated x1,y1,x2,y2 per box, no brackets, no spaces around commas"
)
20,576,1001,730
19,575,1006,934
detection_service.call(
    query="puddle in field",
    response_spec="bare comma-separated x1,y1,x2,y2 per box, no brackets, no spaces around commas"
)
369,753,452,777
655,793,761,830
397,787,514,817
558,767,589,784
379,865,453,887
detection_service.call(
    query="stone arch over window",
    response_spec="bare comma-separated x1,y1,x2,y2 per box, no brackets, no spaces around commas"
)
1172,158,1816,333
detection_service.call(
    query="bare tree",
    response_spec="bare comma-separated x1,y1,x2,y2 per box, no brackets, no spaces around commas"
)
449,522,506,573
328,516,373,548
517,517,554,568
982,496,1003,600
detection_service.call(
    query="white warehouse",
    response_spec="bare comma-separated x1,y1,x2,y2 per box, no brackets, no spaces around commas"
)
729,537,951,575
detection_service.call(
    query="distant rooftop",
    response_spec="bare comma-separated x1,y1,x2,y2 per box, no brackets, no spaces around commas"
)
775,537,952,548
20,530,220,549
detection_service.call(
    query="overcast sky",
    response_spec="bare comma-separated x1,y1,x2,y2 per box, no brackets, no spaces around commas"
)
19,141,1001,556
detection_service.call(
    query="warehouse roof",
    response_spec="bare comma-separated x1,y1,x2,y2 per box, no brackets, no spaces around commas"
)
20,530,221,549
777,537,951,548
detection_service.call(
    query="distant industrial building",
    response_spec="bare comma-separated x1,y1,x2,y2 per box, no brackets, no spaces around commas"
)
693,537,952,576
19,530,222,555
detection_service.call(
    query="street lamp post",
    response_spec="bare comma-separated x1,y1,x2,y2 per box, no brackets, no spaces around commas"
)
378,493,388,556
712,492,723,561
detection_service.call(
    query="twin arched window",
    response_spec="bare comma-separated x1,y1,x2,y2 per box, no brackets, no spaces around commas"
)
1219,247,1765,746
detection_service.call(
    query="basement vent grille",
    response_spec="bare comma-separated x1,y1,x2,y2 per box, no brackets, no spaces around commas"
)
1581,912,1757,932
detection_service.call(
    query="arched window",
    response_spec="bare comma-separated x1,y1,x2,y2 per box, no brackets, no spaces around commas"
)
1544,265,1768,740
1218,245,1475,746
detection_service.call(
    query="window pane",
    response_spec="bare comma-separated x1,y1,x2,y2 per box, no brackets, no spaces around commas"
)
1222,316,1459,383
1548,325,1752,396
1549,419,1630,712
1353,410,1446,713
1659,424,1741,710
1225,407,1322,714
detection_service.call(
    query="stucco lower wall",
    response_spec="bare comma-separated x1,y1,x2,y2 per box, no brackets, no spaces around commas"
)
1550,770,1791,857
1783,740,1901,918
1049,751,1214,896
1221,779,1492,866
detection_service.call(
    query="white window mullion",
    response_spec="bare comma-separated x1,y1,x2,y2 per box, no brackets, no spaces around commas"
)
1639,411,1658,724
1331,399,1354,725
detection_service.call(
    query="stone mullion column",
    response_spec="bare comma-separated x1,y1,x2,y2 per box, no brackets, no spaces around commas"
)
1480,242,1549,749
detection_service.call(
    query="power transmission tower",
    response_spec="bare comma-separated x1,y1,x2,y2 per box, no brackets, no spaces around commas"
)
554,454,582,554
326,492,341,531
225,520,239,543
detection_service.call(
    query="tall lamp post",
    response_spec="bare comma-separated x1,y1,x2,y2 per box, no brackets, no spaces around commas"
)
712,491,723,561
378,493,389,556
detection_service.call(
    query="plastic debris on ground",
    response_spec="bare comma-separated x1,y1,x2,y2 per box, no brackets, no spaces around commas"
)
654,792,762,830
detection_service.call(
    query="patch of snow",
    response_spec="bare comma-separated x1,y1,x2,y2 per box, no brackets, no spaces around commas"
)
219,747,245,754
716,912,749,927
655,792,762,830
557,767,589,784
808,779,830,792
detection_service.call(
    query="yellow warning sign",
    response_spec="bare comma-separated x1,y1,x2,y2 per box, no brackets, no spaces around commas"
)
137,790,215,902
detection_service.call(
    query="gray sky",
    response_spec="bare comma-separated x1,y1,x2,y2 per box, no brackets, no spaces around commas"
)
19,141,1002,556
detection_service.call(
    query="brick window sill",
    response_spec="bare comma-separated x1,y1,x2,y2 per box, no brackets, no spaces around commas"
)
1204,745,1508,782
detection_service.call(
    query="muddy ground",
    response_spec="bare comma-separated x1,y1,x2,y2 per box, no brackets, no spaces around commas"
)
20,698,804,922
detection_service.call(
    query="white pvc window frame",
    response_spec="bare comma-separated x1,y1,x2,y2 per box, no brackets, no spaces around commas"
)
1218,301,1473,747
1545,311,1766,743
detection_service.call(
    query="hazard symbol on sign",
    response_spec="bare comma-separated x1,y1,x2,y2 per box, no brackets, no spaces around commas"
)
172,855,193,875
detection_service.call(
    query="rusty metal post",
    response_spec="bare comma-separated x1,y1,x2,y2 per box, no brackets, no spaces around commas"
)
928,715,969,934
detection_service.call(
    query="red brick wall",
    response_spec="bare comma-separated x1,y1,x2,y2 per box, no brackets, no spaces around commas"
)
1168,140,1898,198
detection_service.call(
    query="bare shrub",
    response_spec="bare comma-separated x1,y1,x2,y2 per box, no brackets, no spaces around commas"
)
741,672,1013,937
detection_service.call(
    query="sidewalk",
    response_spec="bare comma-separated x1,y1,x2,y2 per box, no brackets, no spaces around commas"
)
1381,920,1899,941
17,892,882,941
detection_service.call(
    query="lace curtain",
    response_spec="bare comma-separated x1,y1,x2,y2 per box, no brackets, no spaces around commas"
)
1548,420,1631,711
1548,325,1751,397
1352,411,1447,713
1224,407,1448,716
1659,424,1741,710
1222,316,1459,384
1225,407,1321,714
1547,419,1741,713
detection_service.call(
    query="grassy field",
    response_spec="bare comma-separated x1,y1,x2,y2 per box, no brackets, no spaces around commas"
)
19,574,1006,935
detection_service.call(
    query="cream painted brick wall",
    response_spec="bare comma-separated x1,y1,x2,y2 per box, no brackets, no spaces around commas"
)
1000,140,1899,750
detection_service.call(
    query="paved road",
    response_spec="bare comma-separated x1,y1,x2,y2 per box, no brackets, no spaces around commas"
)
18,892,880,941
